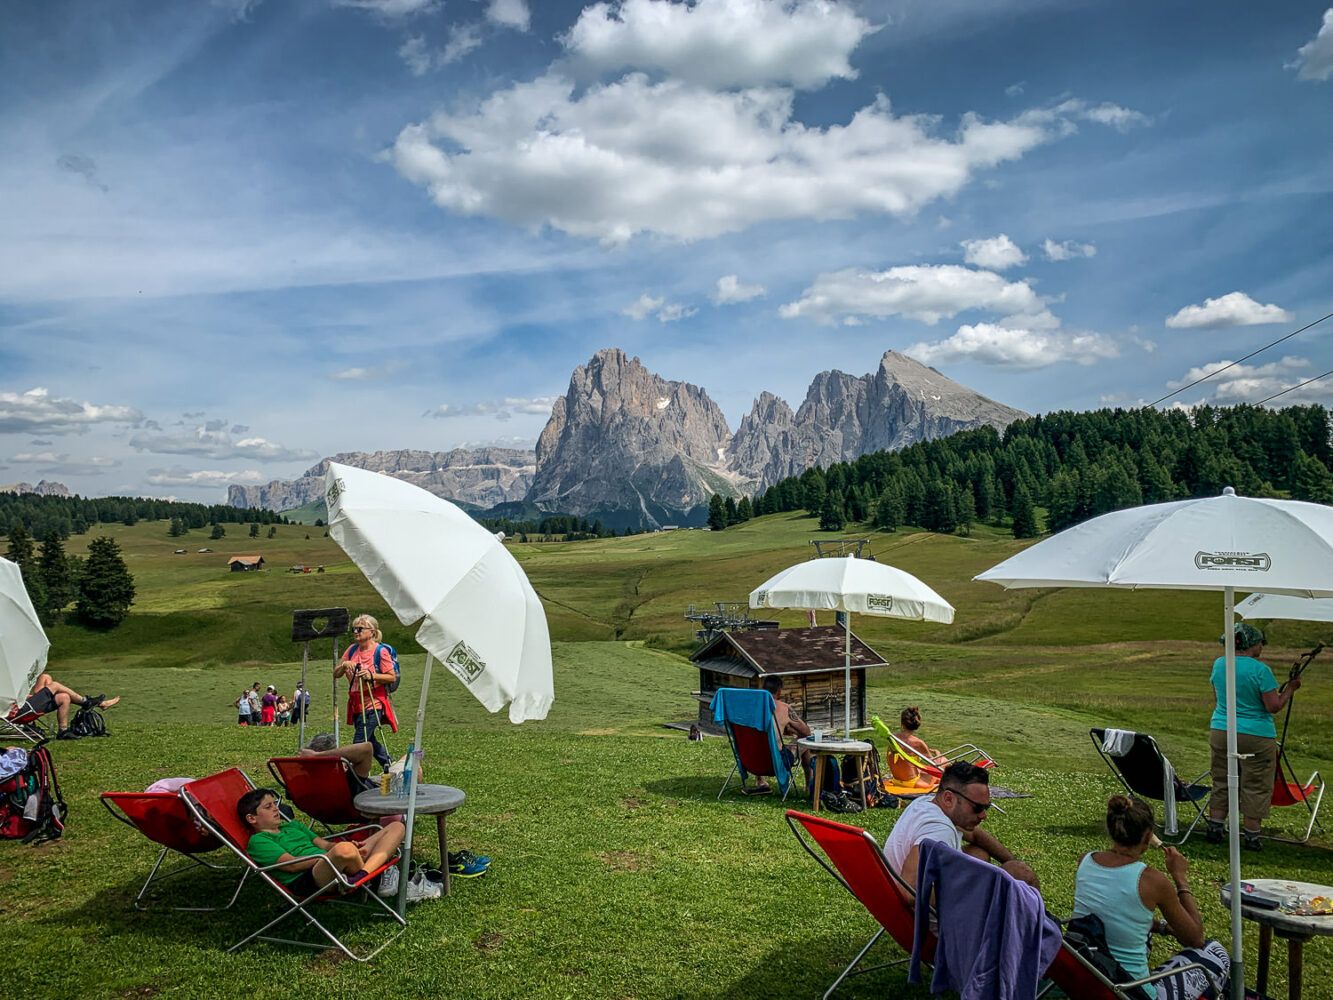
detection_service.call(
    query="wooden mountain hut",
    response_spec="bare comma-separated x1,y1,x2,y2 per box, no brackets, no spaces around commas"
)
689,625,886,734
227,555,265,572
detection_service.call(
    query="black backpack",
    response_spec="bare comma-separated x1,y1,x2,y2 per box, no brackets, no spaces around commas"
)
0,743,67,844
68,702,108,738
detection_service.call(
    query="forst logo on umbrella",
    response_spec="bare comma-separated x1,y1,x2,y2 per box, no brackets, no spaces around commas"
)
325,476,346,509
865,594,895,612
1193,550,1271,572
445,641,486,682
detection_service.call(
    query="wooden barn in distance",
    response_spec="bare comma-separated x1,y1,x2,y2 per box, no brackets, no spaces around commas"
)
227,555,265,572
690,626,887,734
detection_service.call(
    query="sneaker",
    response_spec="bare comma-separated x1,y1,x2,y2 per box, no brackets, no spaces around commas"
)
405,872,442,902
1243,831,1263,852
1204,820,1225,844
448,850,491,869
448,855,488,878
377,864,400,897
56,728,83,741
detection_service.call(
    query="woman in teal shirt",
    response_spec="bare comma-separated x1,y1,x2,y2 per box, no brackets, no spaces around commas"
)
1206,623,1300,849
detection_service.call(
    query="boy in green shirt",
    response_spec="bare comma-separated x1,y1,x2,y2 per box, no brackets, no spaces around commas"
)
237,788,416,898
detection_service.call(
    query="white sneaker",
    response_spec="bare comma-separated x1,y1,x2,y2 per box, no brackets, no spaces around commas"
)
405,872,442,903
377,865,400,897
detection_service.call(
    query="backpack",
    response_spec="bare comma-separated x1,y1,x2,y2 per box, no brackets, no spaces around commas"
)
68,702,108,738
842,746,900,809
343,643,401,694
0,744,66,844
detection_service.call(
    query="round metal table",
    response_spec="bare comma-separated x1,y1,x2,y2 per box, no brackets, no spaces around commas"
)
797,737,873,811
355,783,465,899
1219,878,1333,1000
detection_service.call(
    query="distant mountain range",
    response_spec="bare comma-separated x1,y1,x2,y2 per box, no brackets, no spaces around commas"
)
229,347,1027,531
1,480,71,497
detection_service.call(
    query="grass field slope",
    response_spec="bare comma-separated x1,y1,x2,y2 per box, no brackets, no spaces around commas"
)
9,512,1333,999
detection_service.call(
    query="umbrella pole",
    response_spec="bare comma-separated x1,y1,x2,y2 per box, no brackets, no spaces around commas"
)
332,637,340,746
1224,588,1244,1000
844,616,852,737
395,651,433,918
296,641,309,751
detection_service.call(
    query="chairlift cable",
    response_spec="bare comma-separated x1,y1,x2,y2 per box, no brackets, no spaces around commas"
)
1146,311,1333,408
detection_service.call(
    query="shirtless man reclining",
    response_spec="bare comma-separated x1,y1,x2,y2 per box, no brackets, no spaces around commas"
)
7,674,119,740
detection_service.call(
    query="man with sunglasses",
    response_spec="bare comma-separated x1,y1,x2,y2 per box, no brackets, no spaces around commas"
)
883,762,1038,890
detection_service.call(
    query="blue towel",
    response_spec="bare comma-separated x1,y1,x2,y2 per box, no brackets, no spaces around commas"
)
710,688,790,795
910,840,1061,1000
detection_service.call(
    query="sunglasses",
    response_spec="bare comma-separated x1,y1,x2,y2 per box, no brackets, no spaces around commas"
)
950,788,990,815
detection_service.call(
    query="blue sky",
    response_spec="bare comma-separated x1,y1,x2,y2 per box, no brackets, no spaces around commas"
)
2,0,1331,502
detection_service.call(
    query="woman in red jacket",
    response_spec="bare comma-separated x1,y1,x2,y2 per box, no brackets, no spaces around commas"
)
334,614,398,771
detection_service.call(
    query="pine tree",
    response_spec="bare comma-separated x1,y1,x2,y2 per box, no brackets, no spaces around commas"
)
210,523,226,540
1011,485,1038,539
874,482,903,531
5,520,35,571
249,522,260,538
723,496,738,525
819,488,846,531
168,517,187,537
736,496,753,521
955,483,976,536
37,530,74,622
707,494,727,531
267,525,277,538
75,536,136,629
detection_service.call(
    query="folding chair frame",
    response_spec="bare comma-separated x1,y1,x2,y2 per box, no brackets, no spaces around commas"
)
718,721,793,802
1264,742,1326,845
786,809,935,999
1040,923,1224,1000
1090,729,1209,845
884,733,1005,813
1,707,49,743
181,768,406,962
100,791,247,911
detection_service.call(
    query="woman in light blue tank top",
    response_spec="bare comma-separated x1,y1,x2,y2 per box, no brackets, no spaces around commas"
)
1072,795,1230,999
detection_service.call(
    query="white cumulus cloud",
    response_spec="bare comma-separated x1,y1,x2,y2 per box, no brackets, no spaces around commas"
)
779,264,1044,326
711,274,765,304
1289,8,1333,81
1165,356,1331,403
425,396,558,420
129,425,316,461
904,322,1118,370
9,452,120,474
1165,291,1293,329
1042,237,1096,261
960,234,1026,270
0,388,142,435
333,0,439,17
145,467,267,488
390,62,1132,245
563,0,875,90
622,292,695,322
487,0,530,31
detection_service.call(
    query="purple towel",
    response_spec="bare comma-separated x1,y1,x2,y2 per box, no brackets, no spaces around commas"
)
910,840,1061,1000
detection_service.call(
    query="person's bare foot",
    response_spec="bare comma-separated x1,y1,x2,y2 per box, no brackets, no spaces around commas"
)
100,695,120,709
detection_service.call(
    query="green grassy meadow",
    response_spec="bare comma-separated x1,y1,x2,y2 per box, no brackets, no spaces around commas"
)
8,514,1333,998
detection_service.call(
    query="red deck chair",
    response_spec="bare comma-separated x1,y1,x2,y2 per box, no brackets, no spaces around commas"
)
1043,928,1224,1000
180,767,405,961
266,757,367,831
2,702,51,743
719,723,794,801
785,809,936,999
1266,742,1325,844
101,788,247,910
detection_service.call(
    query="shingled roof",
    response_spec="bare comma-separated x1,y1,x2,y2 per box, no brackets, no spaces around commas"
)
690,625,886,677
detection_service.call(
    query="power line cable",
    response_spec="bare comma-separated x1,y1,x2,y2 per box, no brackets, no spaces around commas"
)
1147,310,1333,408
1254,369,1333,406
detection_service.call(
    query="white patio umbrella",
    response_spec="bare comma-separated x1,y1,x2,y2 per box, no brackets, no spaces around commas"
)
976,487,1333,1000
324,463,553,910
0,556,49,714
749,554,955,736
1237,592,1333,623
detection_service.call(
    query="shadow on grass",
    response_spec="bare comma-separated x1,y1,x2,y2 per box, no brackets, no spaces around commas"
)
703,933,933,1000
